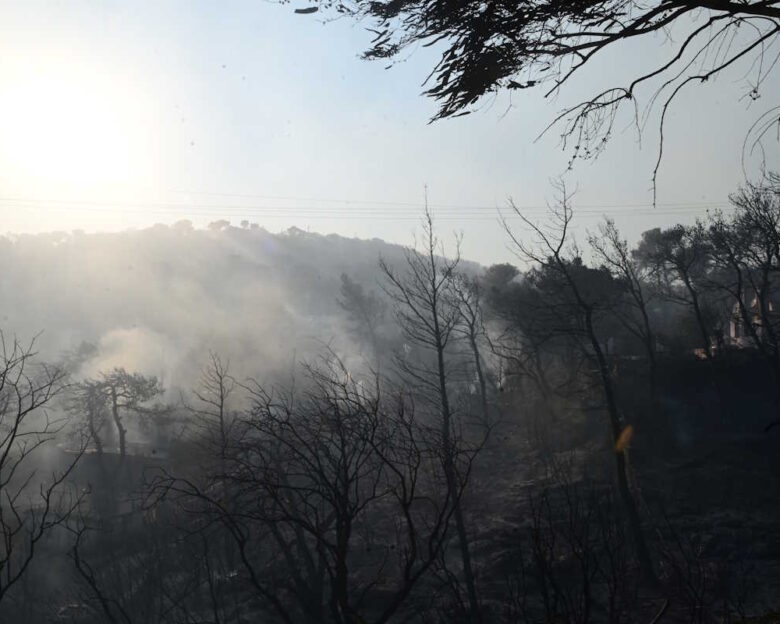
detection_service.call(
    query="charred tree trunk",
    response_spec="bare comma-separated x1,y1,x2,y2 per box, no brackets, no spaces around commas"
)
435,327,480,620
585,309,657,585
110,386,127,461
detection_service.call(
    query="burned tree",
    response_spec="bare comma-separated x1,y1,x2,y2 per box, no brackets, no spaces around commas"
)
379,208,483,620
453,273,492,426
502,186,657,584
0,333,84,605
148,354,473,623
189,351,237,462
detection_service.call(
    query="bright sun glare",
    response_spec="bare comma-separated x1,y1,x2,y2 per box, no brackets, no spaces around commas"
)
0,58,156,197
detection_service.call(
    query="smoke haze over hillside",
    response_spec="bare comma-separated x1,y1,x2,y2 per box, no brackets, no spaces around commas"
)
0,223,476,390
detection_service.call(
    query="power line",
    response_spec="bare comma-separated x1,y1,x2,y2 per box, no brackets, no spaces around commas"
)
0,195,735,221
0,205,731,221
160,188,732,211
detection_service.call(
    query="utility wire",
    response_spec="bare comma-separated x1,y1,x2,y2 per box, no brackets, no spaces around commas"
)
0,195,734,221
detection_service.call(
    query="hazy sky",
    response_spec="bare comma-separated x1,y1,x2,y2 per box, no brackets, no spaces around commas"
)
0,1,778,264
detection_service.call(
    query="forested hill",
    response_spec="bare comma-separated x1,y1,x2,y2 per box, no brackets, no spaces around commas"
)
0,223,476,388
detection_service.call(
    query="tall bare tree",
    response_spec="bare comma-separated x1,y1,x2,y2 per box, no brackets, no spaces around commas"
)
453,274,492,426
502,186,657,584
379,208,482,619
190,351,237,462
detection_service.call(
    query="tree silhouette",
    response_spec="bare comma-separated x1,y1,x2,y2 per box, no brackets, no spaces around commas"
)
501,184,658,584
149,354,474,623
590,219,659,399
301,0,780,186
69,369,164,519
379,208,483,620
0,333,84,605
633,224,716,359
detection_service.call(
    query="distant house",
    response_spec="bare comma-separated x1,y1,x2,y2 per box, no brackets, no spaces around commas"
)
728,287,780,348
